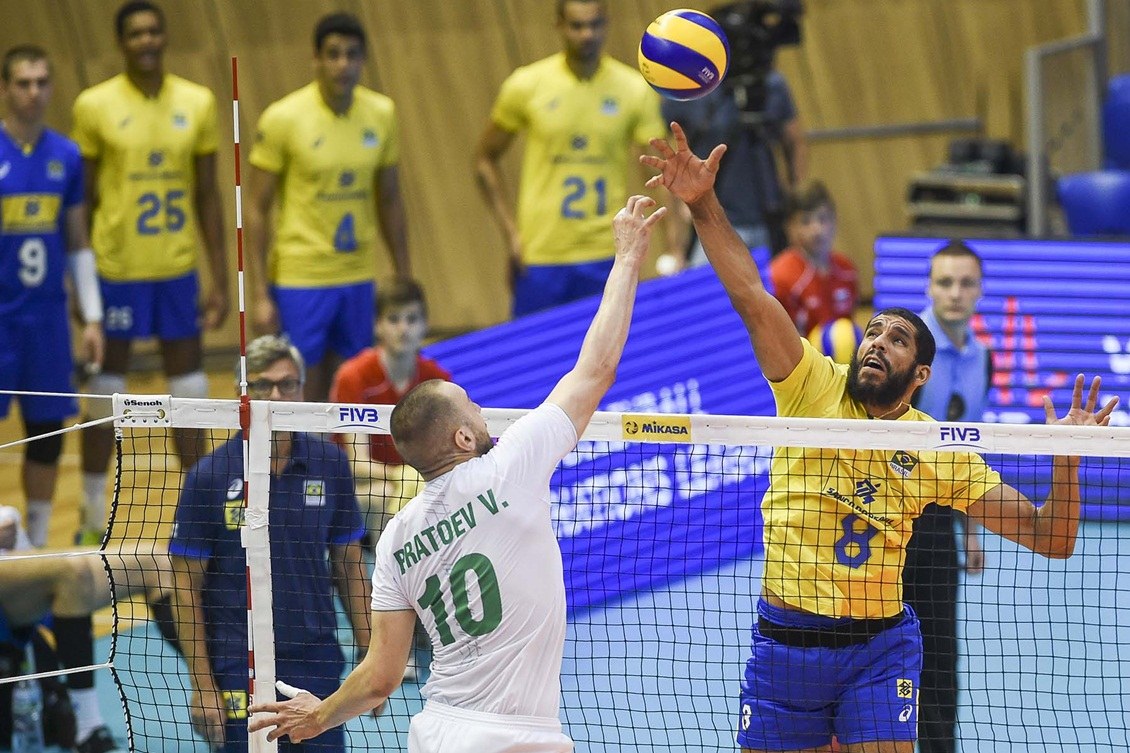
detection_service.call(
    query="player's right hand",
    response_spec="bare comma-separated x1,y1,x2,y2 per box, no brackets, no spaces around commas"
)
641,121,726,207
188,687,226,748
252,297,280,336
613,195,667,267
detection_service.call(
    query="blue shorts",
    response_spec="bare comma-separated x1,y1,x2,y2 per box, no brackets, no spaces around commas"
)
0,305,77,422
512,259,615,317
273,282,374,366
215,671,343,753
737,601,922,750
101,272,201,341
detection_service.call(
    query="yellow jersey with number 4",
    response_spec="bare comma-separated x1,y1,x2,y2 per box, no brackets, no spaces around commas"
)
763,338,1001,619
249,83,399,287
491,53,665,266
72,74,218,282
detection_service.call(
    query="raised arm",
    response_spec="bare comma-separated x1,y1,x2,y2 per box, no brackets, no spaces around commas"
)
966,375,1117,558
545,196,665,436
641,122,803,381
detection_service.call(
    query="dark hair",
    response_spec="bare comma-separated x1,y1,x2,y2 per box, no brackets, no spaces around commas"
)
929,239,983,275
314,13,367,53
2,45,49,83
556,0,606,20
873,307,936,367
785,180,836,220
116,0,164,39
377,277,428,319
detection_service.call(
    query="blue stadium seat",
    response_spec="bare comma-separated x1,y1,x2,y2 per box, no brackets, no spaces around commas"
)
1057,170,1130,236
1103,74,1130,169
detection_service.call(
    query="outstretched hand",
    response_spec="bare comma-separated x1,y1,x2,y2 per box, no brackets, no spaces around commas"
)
1044,374,1119,427
248,681,323,744
613,195,667,265
640,121,726,206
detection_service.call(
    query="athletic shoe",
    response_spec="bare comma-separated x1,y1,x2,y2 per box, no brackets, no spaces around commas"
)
76,725,123,753
40,678,76,748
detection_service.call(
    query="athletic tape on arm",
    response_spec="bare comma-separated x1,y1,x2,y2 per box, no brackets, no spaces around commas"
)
67,249,104,324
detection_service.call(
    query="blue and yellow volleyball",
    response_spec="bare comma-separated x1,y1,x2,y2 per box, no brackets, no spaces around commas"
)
809,318,864,365
638,9,730,101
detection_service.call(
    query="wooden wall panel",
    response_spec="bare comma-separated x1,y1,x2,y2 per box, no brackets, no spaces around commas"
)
0,0,1109,345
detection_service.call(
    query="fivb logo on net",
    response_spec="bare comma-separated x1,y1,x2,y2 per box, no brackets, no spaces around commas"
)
333,405,386,431
936,425,986,450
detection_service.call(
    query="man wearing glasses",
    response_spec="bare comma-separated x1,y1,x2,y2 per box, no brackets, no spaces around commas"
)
168,335,370,753
907,239,990,753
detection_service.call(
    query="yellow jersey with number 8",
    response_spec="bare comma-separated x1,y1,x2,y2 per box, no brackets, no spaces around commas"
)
72,74,218,282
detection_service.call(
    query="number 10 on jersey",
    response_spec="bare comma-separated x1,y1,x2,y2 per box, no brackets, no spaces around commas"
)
417,553,502,645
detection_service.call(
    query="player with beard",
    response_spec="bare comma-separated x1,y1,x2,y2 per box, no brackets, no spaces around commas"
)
642,123,1117,753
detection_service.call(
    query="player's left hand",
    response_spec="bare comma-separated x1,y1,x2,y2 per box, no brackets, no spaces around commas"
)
82,322,105,372
247,680,323,743
1043,374,1118,427
203,288,229,330
613,195,667,267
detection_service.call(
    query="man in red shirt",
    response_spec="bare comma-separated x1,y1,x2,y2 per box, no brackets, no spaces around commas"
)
769,181,859,336
330,278,450,542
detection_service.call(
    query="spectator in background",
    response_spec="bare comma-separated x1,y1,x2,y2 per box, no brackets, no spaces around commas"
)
0,45,103,547
660,22,807,269
475,0,669,317
169,335,370,753
330,277,451,544
907,239,989,753
769,181,858,336
247,12,410,402
72,0,229,544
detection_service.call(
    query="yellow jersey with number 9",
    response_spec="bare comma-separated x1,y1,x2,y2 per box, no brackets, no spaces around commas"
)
72,74,218,282
248,83,399,287
763,338,1002,619
491,53,665,266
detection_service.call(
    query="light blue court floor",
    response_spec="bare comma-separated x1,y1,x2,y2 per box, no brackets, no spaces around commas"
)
97,521,1128,752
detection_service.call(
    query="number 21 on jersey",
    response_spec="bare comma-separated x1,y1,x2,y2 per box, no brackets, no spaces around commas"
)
561,176,607,219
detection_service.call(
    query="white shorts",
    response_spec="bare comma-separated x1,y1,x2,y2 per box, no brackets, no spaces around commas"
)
408,700,573,753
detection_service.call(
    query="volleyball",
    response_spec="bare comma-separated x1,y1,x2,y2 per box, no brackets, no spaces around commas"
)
638,9,730,101
809,318,863,364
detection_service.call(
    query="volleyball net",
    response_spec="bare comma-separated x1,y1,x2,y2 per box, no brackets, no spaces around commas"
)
7,394,1128,752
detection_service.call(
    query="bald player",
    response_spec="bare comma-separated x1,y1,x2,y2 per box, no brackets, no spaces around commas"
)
248,195,665,752
642,123,1116,753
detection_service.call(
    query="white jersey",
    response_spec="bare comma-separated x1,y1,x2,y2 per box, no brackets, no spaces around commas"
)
371,403,578,719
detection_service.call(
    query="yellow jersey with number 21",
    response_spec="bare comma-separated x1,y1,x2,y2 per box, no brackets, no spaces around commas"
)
72,73,218,282
491,53,665,266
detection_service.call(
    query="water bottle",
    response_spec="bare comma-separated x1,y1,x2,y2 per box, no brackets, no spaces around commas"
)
10,650,44,753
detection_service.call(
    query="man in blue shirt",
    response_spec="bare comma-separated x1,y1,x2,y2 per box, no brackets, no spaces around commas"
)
908,239,989,753
169,335,369,753
0,45,104,547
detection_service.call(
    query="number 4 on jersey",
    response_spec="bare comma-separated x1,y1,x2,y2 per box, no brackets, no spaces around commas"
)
334,212,357,252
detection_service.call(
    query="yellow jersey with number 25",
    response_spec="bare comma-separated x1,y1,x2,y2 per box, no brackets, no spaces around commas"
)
72,73,218,282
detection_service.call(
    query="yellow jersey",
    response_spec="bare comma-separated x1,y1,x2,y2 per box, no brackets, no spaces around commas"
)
763,338,1001,619
72,74,218,282
248,83,399,287
491,53,665,265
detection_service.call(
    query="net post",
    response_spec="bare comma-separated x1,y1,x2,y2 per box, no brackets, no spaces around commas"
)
245,399,277,753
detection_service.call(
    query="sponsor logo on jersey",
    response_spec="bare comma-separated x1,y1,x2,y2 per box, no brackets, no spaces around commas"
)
224,498,244,530
898,703,914,722
222,690,248,720
46,160,65,181
362,129,378,147
571,134,588,151
172,112,188,129
304,479,326,507
118,116,131,129
889,450,918,478
0,162,9,180
854,479,879,505
621,414,692,443
148,150,164,167
339,170,355,188
1,194,61,232
312,136,324,150
601,97,619,115
896,678,914,699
